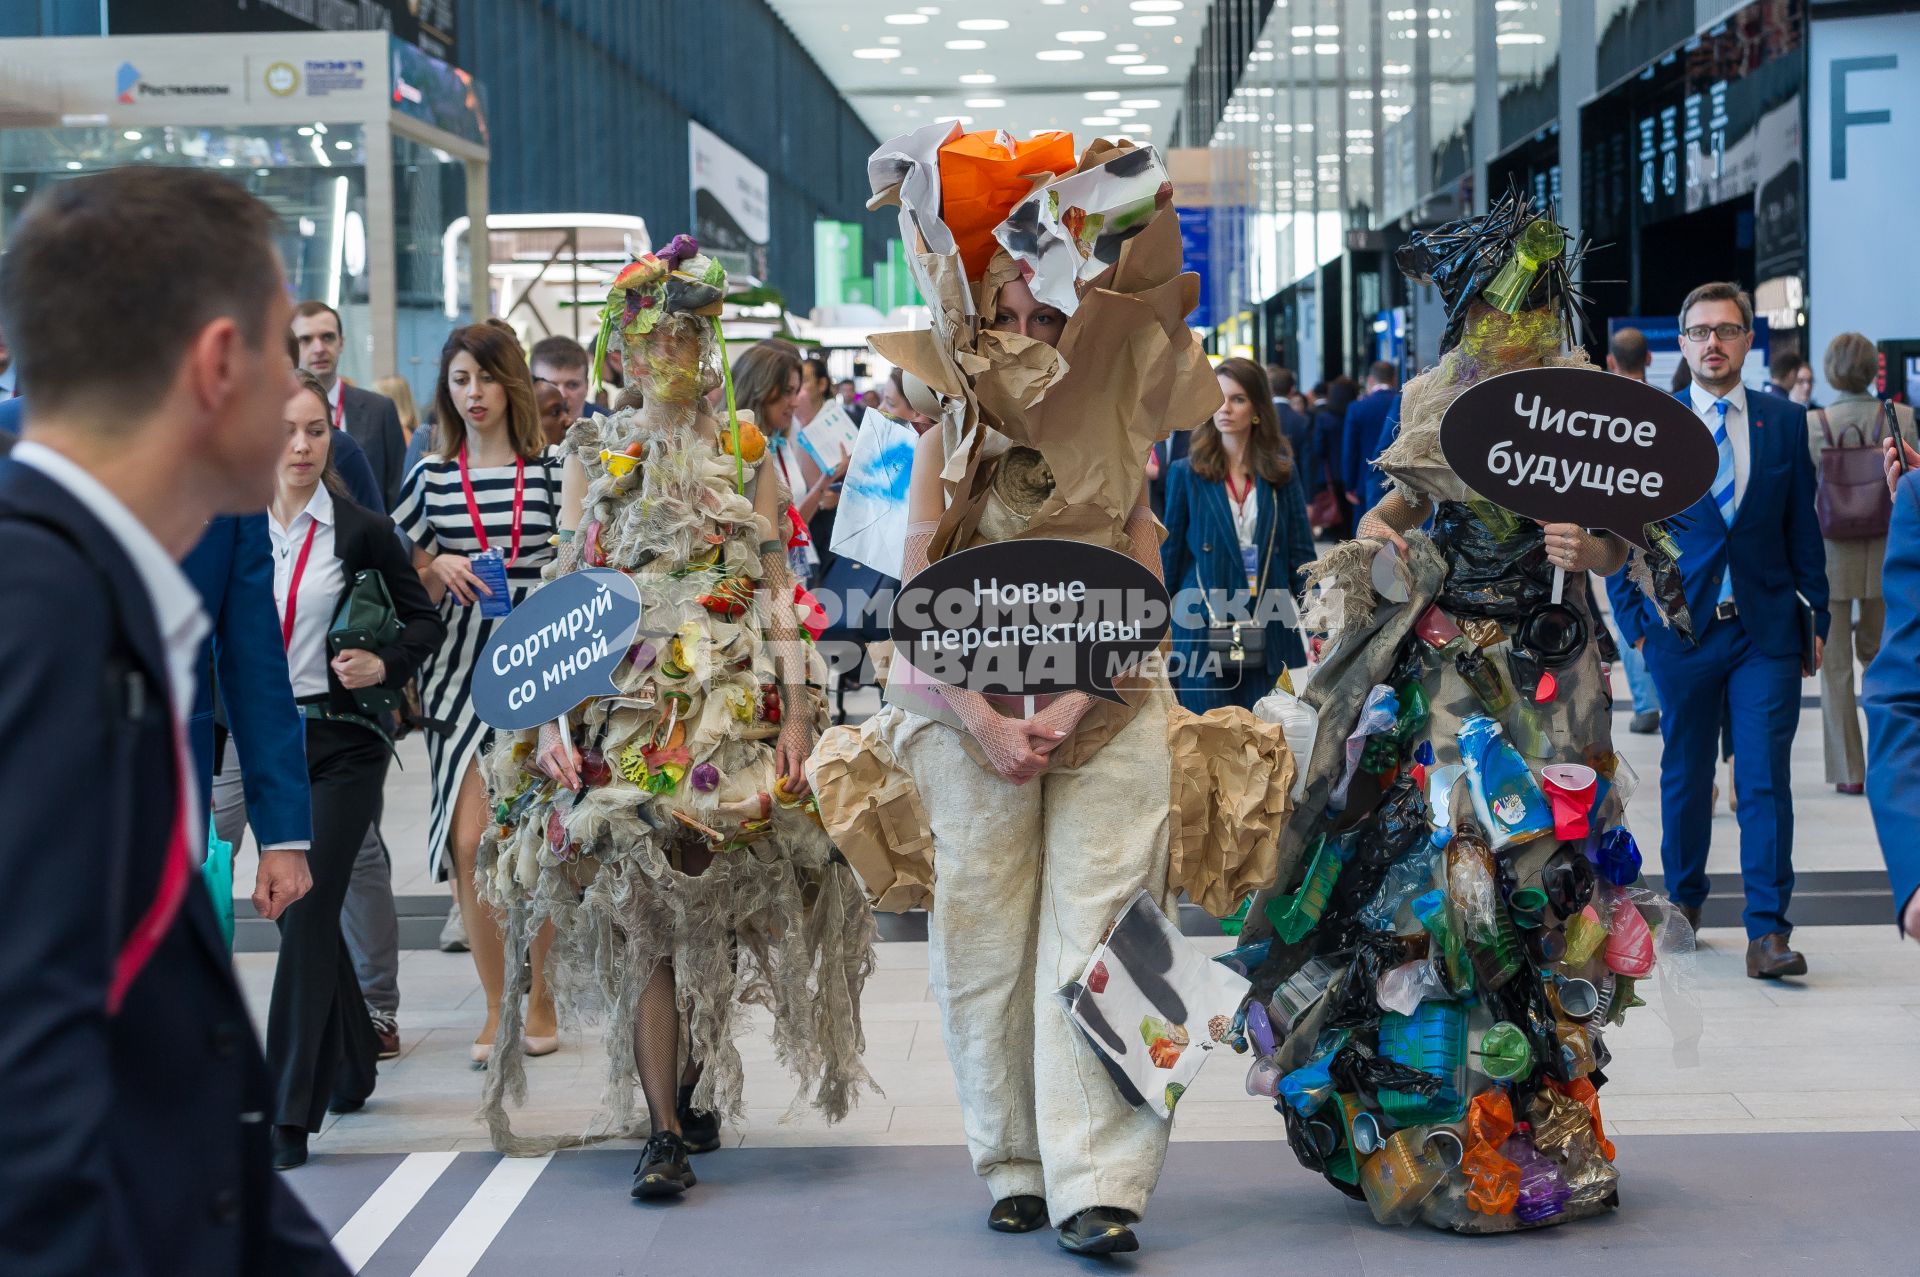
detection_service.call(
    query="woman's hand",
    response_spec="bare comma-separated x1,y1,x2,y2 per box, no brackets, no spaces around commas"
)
1537,522,1614,573
1355,509,1408,553
776,717,814,796
536,721,580,789
971,712,1060,785
330,648,386,690
426,553,489,605
1885,436,1920,498
1027,692,1092,752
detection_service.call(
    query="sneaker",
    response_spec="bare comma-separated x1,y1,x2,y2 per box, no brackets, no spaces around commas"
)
631,1131,697,1199
675,1085,721,1155
369,1007,400,1060
439,901,468,953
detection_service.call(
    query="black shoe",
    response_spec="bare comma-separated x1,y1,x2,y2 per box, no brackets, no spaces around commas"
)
630,1131,696,1199
1057,1207,1138,1255
675,1085,722,1155
271,1125,308,1171
1629,710,1660,734
327,1094,366,1115
988,1195,1049,1234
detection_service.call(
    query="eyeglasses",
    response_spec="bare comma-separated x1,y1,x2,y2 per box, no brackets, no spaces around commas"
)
1680,323,1750,343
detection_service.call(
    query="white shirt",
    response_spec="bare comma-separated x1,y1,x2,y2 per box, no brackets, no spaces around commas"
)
9,440,210,845
329,377,347,433
0,363,16,398
1227,480,1259,550
1688,381,1752,509
268,485,344,700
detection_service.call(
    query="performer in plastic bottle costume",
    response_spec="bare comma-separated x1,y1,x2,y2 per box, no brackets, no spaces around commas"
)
475,236,875,1197
1224,195,1699,1233
808,124,1299,1256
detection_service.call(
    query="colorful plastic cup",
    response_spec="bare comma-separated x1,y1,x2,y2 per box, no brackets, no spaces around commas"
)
1508,887,1549,929
1553,976,1601,1020
1472,1021,1533,1080
1539,763,1598,840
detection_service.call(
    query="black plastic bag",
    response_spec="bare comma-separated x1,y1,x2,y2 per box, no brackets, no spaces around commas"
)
1431,503,1551,625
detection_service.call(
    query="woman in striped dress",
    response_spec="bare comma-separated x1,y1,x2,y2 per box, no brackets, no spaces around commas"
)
393,323,561,1063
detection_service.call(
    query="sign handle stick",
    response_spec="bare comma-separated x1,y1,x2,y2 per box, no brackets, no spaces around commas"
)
557,709,577,771
1551,565,1566,606
1023,695,1036,721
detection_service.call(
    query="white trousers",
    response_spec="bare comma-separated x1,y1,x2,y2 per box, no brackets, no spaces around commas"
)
889,694,1174,1225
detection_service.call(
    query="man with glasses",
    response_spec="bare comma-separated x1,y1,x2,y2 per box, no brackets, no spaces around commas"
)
1606,282,1829,978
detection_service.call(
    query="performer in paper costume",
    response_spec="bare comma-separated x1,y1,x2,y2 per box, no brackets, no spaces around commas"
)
808,124,1298,1256
475,236,875,1198
1224,194,1698,1233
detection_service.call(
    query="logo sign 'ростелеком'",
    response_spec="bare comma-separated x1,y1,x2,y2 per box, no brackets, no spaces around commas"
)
1439,366,1719,548
891,539,1172,703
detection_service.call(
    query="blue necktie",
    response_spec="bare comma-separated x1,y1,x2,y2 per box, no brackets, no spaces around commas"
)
1710,399,1735,604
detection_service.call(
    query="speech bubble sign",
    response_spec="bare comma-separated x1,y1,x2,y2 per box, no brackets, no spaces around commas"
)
1438,367,1719,549
472,568,645,730
890,539,1171,703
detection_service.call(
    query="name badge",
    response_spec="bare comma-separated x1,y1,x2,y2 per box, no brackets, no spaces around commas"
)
472,549,513,619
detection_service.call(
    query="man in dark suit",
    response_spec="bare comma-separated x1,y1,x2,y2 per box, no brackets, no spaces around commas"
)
1145,429,1189,521
1341,360,1401,516
1606,282,1829,980
1864,440,1920,940
0,167,347,1274
291,300,407,510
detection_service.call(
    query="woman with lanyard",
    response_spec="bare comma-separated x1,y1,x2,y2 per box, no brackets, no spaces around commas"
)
1161,357,1315,713
268,371,443,1168
393,323,565,1065
734,341,843,587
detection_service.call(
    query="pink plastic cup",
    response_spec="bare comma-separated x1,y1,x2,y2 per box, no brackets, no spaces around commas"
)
1539,763,1598,840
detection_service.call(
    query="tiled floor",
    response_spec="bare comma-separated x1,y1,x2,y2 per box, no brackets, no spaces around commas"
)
238,922,1920,1158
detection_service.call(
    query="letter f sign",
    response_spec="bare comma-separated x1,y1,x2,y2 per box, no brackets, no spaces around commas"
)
1831,55,1897,181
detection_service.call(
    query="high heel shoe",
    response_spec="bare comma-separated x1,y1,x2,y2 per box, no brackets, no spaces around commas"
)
523,1035,560,1058
470,1040,493,1069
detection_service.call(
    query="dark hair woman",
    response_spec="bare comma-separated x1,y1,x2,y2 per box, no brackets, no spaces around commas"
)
1161,357,1315,712
391,324,565,1064
734,340,841,585
265,370,444,1167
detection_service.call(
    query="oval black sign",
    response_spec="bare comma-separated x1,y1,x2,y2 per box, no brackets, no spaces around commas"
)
1438,367,1719,549
890,539,1172,703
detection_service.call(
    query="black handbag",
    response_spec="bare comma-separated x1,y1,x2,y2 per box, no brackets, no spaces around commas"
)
1200,490,1278,669
328,568,405,717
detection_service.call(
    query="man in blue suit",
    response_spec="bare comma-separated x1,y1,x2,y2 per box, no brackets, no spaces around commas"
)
1863,441,1920,940
0,166,346,1275
1341,360,1401,516
1606,282,1829,979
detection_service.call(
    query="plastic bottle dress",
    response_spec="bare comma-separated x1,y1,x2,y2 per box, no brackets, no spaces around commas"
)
1230,199,1694,1233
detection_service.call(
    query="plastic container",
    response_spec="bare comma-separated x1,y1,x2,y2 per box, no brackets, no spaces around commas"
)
1266,833,1349,944
1593,826,1643,886
1278,1049,1339,1117
1246,1055,1283,1099
1270,958,1341,1036
1412,889,1475,994
1506,1125,1571,1223
1539,763,1598,840
1457,716,1553,850
1361,1126,1458,1225
1471,1020,1533,1080
1359,838,1441,932
1454,648,1514,714
1602,891,1656,977
1376,1000,1468,1123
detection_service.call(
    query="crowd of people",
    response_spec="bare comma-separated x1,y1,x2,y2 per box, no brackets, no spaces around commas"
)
2,153,1919,1273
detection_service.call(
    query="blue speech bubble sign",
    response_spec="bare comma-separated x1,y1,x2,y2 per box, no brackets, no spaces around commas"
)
471,568,644,730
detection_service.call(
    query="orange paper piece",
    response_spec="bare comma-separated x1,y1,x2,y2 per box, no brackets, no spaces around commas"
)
938,129,1076,279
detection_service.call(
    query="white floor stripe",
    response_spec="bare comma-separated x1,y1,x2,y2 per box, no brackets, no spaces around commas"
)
330,1151,459,1273
408,1153,552,1277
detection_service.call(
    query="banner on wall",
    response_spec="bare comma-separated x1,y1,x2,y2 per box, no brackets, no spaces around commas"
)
1809,12,1919,403
107,1,455,59
690,120,771,283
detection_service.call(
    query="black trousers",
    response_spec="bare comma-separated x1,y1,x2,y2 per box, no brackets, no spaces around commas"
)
267,719,388,1132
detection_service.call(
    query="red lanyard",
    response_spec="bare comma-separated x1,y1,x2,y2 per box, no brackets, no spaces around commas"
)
281,519,319,649
458,446,526,565
1225,473,1253,506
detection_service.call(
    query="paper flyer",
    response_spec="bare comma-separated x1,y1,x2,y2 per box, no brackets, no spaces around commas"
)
1059,889,1250,1119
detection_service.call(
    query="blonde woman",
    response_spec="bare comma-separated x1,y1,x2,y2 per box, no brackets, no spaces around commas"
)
374,374,421,447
